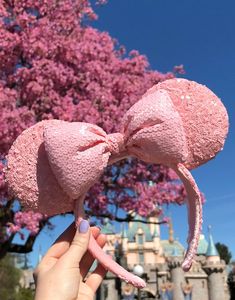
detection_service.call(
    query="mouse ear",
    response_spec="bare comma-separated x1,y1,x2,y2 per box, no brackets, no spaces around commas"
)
5,120,73,216
147,78,229,169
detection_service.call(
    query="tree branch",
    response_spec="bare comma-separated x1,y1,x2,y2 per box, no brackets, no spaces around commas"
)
85,210,167,225
0,219,48,259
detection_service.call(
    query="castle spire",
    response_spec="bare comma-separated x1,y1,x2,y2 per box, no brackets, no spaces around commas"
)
153,223,159,238
121,223,128,253
203,225,226,300
206,225,219,257
171,246,180,257
121,223,127,239
168,217,174,244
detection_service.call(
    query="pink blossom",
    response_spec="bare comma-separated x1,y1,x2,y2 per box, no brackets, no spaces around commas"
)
8,211,44,236
0,0,189,245
173,64,185,75
162,217,170,224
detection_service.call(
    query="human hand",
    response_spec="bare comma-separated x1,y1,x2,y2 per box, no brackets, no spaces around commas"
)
34,220,107,300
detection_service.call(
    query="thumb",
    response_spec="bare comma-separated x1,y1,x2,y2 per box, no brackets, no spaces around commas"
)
60,219,90,268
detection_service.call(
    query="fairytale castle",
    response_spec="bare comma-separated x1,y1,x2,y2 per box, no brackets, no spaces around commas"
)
98,216,230,300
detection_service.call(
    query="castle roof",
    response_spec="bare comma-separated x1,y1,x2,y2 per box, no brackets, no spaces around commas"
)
197,234,209,255
161,240,185,257
206,228,219,257
101,217,115,235
127,215,152,242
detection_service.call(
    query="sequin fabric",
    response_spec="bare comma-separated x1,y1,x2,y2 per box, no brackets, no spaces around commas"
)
149,78,229,169
6,78,229,285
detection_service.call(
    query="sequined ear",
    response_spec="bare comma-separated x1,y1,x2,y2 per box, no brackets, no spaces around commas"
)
151,78,229,169
5,120,73,216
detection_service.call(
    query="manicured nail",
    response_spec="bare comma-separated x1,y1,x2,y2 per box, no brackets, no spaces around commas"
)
79,219,89,233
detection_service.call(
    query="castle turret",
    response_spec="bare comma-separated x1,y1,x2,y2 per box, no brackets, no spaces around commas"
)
197,234,209,255
206,226,220,263
101,218,116,257
148,181,161,237
153,222,160,250
203,226,226,300
168,256,185,300
121,224,128,254
167,219,185,300
168,217,174,244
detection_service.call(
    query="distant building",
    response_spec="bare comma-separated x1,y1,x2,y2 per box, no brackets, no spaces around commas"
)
15,216,230,300
16,250,42,290
19,268,35,290
98,215,230,300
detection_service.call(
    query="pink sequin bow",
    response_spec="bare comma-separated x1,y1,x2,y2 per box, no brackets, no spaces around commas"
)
44,88,188,201
6,79,229,286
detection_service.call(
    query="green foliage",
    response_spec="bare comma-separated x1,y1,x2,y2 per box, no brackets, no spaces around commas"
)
0,254,34,300
215,242,232,264
15,287,34,300
0,254,20,300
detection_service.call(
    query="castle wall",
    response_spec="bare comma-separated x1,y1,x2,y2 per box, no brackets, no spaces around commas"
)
98,218,230,300
144,252,155,263
189,277,209,300
207,272,225,300
169,261,184,300
203,262,226,300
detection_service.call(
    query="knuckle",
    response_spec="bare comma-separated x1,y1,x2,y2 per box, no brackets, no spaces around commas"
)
71,235,87,250
33,266,39,275
33,263,43,277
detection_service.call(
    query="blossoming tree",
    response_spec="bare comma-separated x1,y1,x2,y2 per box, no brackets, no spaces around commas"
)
0,0,186,257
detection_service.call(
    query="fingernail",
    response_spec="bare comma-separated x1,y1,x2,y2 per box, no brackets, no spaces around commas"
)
79,219,89,233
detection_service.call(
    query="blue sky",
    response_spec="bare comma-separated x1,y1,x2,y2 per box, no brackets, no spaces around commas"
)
26,0,235,266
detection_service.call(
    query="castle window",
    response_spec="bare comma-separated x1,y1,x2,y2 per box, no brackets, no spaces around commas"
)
202,280,205,288
139,252,144,264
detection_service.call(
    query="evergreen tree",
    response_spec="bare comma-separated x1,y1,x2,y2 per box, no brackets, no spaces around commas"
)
0,254,21,300
215,242,232,264
16,287,34,300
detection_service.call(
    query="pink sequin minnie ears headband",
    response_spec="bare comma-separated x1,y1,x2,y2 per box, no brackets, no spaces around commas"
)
6,79,229,288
